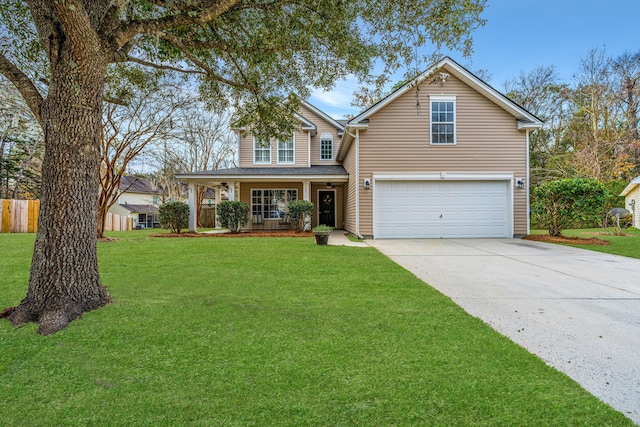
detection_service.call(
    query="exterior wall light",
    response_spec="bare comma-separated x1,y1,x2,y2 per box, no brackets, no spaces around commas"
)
363,178,371,190
515,178,525,189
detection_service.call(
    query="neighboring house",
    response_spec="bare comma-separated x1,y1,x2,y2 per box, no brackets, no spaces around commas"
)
177,57,543,238
110,176,222,229
109,176,164,229
620,176,640,228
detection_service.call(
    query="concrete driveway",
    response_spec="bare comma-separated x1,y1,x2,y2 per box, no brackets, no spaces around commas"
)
367,238,640,424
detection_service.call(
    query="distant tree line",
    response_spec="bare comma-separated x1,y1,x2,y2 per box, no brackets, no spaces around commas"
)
504,48,640,186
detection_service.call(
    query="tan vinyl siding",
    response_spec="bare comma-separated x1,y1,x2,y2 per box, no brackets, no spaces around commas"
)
358,73,528,237
299,104,343,166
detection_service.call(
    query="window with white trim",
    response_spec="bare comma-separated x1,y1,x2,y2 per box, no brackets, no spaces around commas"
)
277,135,295,164
251,189,298,219
320,132,333,160
253,138,271,164
430,96,456,144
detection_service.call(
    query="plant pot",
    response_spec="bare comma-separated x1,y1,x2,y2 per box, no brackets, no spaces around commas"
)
314,232,330,245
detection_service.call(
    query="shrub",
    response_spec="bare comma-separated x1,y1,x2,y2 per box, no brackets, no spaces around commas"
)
288,200,314,231
532,178,608,237
159,201,189,234
216,201,249,233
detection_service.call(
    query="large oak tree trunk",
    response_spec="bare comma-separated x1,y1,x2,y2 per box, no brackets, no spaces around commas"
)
9,36,110,335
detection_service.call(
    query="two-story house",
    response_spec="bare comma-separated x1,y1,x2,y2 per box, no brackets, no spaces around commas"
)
178,57,542,238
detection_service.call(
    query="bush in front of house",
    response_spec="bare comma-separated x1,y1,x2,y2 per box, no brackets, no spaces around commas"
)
532,178,608,237
216,201,249,233
288,200,314,231
159,201,189,234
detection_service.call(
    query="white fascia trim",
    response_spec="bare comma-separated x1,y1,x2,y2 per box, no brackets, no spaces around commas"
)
301,100,345,131
372,172,514,181
620,176,640,196
346,122,369,129
518,121,544,130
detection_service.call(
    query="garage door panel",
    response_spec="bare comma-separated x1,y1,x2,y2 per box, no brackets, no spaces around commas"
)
374,180,510,239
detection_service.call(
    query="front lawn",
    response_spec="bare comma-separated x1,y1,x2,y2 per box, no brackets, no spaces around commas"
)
0,230,632,426
531,227,640,259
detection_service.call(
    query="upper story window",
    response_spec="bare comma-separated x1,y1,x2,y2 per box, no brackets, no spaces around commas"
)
152,196,158,205
320,132,333,160
253,138,271,164
277,135,295,164
430,95,456,145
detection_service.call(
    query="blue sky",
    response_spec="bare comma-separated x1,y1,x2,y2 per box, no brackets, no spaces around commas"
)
309,0,640,119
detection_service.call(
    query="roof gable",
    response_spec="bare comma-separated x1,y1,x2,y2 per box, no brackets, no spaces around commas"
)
301,100,345,136
348,56,542,127
119,176,162,194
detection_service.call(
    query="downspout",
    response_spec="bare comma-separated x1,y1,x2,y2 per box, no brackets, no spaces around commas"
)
526,129,531,236
307,131,311,167
236,130,241,166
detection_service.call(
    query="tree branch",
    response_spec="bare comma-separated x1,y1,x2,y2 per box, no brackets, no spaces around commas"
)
113,0,241,48
158,33,259,91
0,53,44,124
122,55,205,75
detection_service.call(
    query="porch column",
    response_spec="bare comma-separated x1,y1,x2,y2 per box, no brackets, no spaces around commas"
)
228,181,236,201
303,180,311,201
215,186,222,228
187,182,197,232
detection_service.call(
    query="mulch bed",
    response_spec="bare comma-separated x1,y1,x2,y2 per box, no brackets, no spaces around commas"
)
523,234,610,246
151,230,313,238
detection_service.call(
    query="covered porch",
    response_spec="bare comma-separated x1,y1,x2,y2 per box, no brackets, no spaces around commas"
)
176,166,348,232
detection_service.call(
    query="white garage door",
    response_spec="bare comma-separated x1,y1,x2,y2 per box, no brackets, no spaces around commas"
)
374,180,510,238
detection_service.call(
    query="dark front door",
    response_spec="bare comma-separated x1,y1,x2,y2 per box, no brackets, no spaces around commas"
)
318,190,336,227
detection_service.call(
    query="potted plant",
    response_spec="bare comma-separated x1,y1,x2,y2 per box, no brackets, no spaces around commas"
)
313,225,333,245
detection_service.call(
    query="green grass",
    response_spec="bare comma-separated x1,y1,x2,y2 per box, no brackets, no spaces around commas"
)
0,230,633,426
531,227,640,259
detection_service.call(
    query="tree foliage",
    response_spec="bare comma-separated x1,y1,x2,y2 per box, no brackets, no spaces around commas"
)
532,178,608,237
159,201,189,234
217,200,249,233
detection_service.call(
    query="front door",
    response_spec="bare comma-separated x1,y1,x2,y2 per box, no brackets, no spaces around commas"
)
318,190,336,227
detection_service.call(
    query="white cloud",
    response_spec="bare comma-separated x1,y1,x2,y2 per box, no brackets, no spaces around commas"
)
308,75,361,119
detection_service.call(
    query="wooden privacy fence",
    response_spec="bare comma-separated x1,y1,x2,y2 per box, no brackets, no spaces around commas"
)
103,212,133,232
0,200,132,233
1,199,39,233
